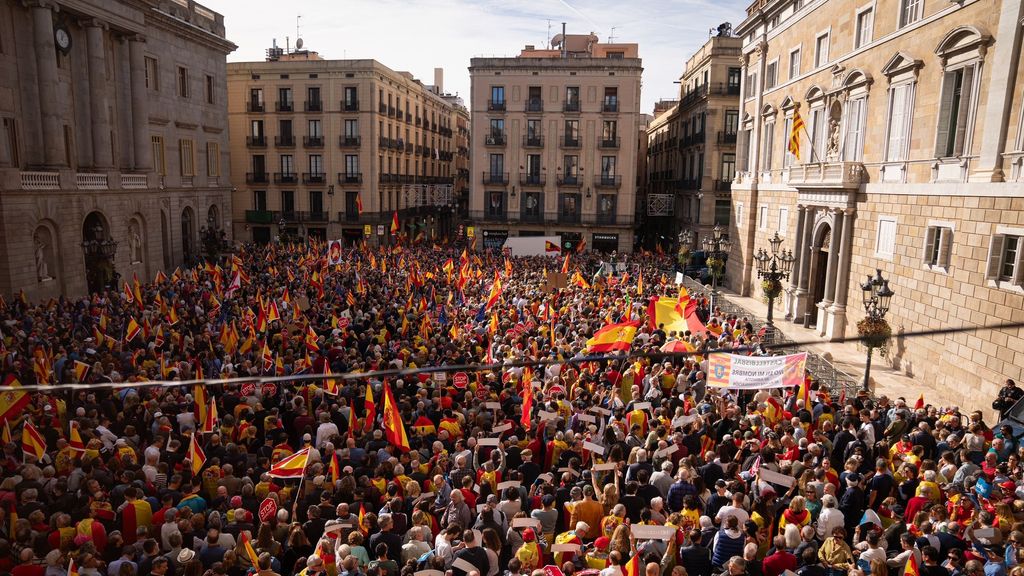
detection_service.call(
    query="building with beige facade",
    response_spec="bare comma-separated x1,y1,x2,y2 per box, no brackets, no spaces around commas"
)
0,0,235,298
227,51,460,246
731,0,1024,408
468,34,643,253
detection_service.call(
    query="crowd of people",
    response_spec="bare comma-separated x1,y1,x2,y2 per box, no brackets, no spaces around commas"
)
0,241,1018,576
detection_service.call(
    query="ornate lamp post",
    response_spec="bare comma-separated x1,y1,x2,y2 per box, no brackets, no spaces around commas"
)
857,269,895,391
81,224,118,293
677,229,694,270
702,224,733,313
754,232,796,342
200,213,227,261
278,217,288,244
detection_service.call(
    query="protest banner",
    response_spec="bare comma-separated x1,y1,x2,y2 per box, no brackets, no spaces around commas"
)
707,352,807,389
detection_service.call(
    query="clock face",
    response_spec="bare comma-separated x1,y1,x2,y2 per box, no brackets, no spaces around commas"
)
55,28,70,51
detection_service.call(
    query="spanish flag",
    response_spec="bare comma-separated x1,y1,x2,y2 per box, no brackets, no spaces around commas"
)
188,433,206,476
329,452,342,484
72,361,91,383
545,240,561,253
305,326,320,352
560,254,570,274
0,374,29,425
914,394,924,410
125,317,142,342
68,559,80,576
797,376,813,408
201,398,217,434
358,503,368,534
22,421,46,460
323,363,339,396
586,320,641,353
363,384,376,433
391,211,400,235
268,446,310,478
240,530,261,569
488,314,499,335
194,384,208,431
412,416,436,436
904,549,921,576
636,271,644,296
356,194,364,215
2,420,10,446
647,296,707,336
521,382,533,432
485,272,503,310
382,380,410,452
69,421,85,453
624,553,641,576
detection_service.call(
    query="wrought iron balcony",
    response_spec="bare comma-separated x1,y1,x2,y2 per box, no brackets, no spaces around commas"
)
338,172,363,184
563,101,581,113
482,172,509,185
245,210,274,223
339,135,361,147
275,101,293,112
303,136,324,148
246,102,265,113
595,175,622,188
561,136,580,149
718,131,738,144
523,135,543,148
485,133,506,146
519,173,545,186
602,101,619,113
525,98,543,112
487,100,506,111
599,137,620,149
246,136,267,148
273,172,298,184
245,172,269,184
275,135,295,147
557,175,582,187
304,100,323,112
342,99,359,112
303,172,326,184
715,179,732,192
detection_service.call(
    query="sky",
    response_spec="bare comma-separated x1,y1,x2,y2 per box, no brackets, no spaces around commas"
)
204,0,748,115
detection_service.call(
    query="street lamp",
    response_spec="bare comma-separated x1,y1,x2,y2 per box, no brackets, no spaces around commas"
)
677,229,694,270
858,268,895,391
754,232,796,342
701,224,733,313
278,218,287,244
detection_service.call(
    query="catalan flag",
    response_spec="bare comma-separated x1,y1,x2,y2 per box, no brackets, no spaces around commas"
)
22,421,46,460
789,106,805,160
586,320,640,353
382,380,410,452
188,433,206,476
268,446,310,478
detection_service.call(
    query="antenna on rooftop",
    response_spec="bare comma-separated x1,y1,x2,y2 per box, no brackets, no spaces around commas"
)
608,26,617,43
546,19,552,49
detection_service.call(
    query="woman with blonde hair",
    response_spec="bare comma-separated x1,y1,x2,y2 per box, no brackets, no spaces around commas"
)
610,523,632,559
778,496,811,533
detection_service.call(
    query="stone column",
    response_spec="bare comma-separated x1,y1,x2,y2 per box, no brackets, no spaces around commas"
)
748,43,768,183
128,35,152,171
0,120,10,166
832,208,856,308
821,209,844,306
736,55,750,173
86,20,113,168
785,205,807,319
31,1,65,167
793,206,815,321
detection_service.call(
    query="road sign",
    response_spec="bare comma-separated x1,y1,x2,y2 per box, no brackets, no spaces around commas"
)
240,382,255,396
258,498,277,523
452,372,469,389
261,383,278,397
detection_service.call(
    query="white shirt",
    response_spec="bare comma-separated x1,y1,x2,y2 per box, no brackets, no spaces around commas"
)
816,507,845,540
316,421,339,448
715,505,750,526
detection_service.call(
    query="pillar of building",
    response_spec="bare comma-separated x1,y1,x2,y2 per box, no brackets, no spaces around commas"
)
128,35,152,171
0,120,10,166
31,1,65,167
785,205,807,319
818,209,844,335
86,20,113,169
793,206,815,321
827,207,856,340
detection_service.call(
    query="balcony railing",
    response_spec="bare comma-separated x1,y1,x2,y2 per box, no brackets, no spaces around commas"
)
561,136,580,149
246,172,269,184
563,101,581,112
679,178,698,190
523,135,543,148
339,135,361,147
379,103,387,114
519,173,545,186
303,172,326,184
596,213,617,225
273,172,298,184
718,131,738,144
341,210,360,223
520,211,544,223
487,100,506,111
599,137,620,149
338,172,363,184
483,211,507,222
557,175,582,187
715,179,733,192
275,101,293,112
485,133,506,146
246,136,267,147
559,212,582,224
482,172,509,185
245,210,275,224
275,135,295,147
342,100,359,112
602,101,619,113
406,113,412,122
388,105,395,116
525,98,543,112
304,100,323,112
306,211,329,223
246,102,265,113
785,161,865,189
303,136,324,148
595,175,622,188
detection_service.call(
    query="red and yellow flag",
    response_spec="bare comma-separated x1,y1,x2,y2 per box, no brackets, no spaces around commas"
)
390,211,400,235
329,452,342,484
240,530,261,568
363,384,376,433
624,554,641,576
188,433,206,476
69,421,85,453
22,421,46,460
202,398,217,434
358,503,368,534
193,384,208,430
586,320,641,353
382,380,410,452
485,272,503,310
560,254,570,274
125,317,142,342
268,447,310,478
0,375,29,425
72,361,91,383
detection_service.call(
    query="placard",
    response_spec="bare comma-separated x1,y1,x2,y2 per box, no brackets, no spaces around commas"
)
452,559,478,574
416,571,445,576
974,527,998,539
654,444,679,459
758,468,797,488
630,525,677,540
433,372,447,383
589,406,612,415
476,503,488,513
453,372,469,389
583,441,605,455
550,543,581,553
577,413,596,423
592,462,617,471
497,480,521,490
485,402,501,410
707,352,808,390
557,467,580,477
258,498,277,523
512,518,541,529
477,437,500,447
671,415,698,429
538,410,558,421
419,492,434,500
537,473,553,483
633,401,652,411
492,423,512,434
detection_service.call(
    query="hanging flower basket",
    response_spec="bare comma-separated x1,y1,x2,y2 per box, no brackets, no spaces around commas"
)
761,279,783,299
857,317,892,351
677,247,691,267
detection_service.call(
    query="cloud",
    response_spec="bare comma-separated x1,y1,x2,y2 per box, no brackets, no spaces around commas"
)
205,0,748,113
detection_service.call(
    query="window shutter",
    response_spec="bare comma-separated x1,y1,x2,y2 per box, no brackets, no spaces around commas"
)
934,71,957,157
953,64,976,156
1014,237,1024,286
986,235,1005,280
939,228,953,269
923,227,936,266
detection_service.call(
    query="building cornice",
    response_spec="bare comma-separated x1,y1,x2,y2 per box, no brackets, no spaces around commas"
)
146,6,236,54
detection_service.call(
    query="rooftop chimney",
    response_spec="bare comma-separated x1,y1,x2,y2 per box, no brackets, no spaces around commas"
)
434,68,444,93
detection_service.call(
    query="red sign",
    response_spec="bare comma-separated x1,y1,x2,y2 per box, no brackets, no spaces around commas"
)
240,383,256,397
258,497,277,523
477,383,488,400
261,383,278,397
338,318,350,330
453,372,469,389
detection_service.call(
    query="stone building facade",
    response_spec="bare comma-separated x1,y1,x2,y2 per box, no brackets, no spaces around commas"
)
468,35,643,253
732,0,1024,408
0,0,235,299
227,52,460,246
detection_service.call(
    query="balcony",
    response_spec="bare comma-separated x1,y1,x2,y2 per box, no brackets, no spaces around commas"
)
379,103,387,114
339,135,361,147
561,136,580,149
406,113,412,122
482,172,509,185
679,179,698,190
303,136,324,148
338,172,363,184
786,161,865,190
303,172,326,184
557,175,582,187
559,212,582,224
273,172,298,184
246,136,267,148
246,172,269,184
275,135,295,147
718,131,738,144
405,143,414,153
525,98,543,112
602,101,619,113
595,175,622,188
520,210,543,223
483,211,507,222
563,101,581,113
342,100,359,112
275,101,294,112
341,210,360,223
280,211,298,222
487,100,506,112
715,179,732,192
599,137,620,149
306,211,329,223
304,100,323,112
523,135,544,148
245,210,275,224
596,213,617,225
246,102,265,113
484,133,506,146
519,173,545,187
388,105,395,116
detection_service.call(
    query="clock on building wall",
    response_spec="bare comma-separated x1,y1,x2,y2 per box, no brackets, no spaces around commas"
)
54,24,71,54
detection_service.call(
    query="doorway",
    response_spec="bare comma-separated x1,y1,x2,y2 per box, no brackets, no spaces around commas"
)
808,224,831,327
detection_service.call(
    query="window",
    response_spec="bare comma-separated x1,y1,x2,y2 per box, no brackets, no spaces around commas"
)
778,207,789,235
566,86,580,106
344,119,358,138
899,0,922,28
279,87,293,106
490,86,505,104
344,87,358,109
525,154,541,178
761,122,775,170
487,191,505,218
308,119,322,138
145,57,159,91
253,190,267,211
179,139,195,176
564,119,579,143
488,153,504,177
601,156,616,177
789,49,801,80
151,135,165,175
488,118,505,141
745,72,757,99
765,61,778,90
307,86,321,107
281,190,295,215
249,88,263,108
310,190,323,215
923,225,952,269
727,68,742,93
783,116,796,167
309,154,323,175
987,233,1024,285
205,74,215,104
810,107,826,162
345,191,358,218
856,8,873,48
602,120,618,141
603,87,618,110
886,83,915,162
206,142,220,176
563,155,579,181
875,217,897,259
758,205,768,230
721,153,736,181
935,65,977,158
814,33,830,68
177,66,189,98
280,154,294,174
717,200,733,226
843,97,866,161
345,154,359,175
725,110,739,135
